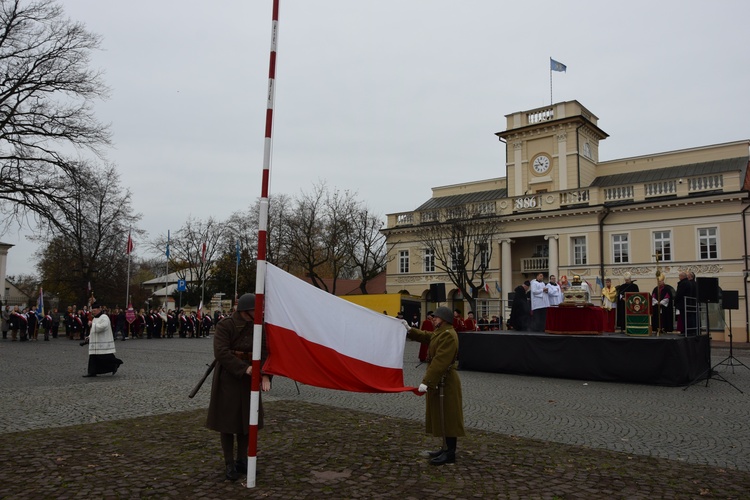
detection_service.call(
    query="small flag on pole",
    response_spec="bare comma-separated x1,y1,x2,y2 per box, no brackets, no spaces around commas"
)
197,300,203,320
495,281,502,293
126,230,134,255
35,287,44,320
596,276,604,289
550,58,567,72
166,230,170,258
201,242,207,263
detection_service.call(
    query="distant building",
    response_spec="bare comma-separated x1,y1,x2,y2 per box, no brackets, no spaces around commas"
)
3,278,30,308
383,100,749,342
0,242,12,304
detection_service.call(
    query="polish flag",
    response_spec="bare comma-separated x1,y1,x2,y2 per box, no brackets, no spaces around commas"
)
126,230,134,255
263,263,417,393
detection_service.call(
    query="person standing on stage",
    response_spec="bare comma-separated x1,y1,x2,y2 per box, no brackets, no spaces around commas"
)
403,306,465,466
674,272,691,335
547,275,562,307
651,274,675,334
601,278,618,332
530,273,550,332
616,273,639,332
507,281,530,331
417,311,434,362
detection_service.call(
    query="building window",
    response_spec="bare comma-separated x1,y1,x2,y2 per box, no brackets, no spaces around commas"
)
478,244,490,270
399,250,409,274
612,233,629,264
450,247,463,271
653,230,672,261
572,236,587,265
698,227,718,260
423,248,435,273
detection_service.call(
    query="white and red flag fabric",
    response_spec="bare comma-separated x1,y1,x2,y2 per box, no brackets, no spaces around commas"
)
263,263,416,394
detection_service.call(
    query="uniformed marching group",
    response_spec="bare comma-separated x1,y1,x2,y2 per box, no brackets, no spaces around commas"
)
1,303,228,342
2,305,57,341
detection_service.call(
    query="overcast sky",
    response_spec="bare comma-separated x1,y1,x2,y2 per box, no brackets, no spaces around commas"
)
4,0,750,278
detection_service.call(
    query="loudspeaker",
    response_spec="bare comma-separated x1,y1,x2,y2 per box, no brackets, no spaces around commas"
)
696,277,719,303
430,283,446,303
507,292,516,302
722,290,739,310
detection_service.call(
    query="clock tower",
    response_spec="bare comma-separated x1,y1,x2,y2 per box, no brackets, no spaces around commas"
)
496,100,608,198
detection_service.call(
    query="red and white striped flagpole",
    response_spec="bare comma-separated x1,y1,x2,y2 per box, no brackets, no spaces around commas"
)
247,0,279,488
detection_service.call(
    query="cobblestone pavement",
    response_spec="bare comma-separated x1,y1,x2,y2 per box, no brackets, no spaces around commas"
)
1,335,749,498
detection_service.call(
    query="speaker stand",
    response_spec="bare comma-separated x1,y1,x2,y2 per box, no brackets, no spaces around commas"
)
712,310,749,379
684,303,742,393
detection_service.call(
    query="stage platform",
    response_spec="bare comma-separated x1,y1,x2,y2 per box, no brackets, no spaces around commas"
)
457,331,710,387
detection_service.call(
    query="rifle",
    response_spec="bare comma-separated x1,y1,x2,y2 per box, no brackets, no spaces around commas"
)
188,359,217,398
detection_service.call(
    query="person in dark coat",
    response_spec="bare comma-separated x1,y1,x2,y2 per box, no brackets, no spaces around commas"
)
404,306,465,466
205,293,271,481
507,281,530,331
674,272,691,335
616,273,639,331
651,275,675,334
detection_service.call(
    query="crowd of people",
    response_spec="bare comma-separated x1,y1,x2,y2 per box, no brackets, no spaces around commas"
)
1,303,229,342
2,305,56,341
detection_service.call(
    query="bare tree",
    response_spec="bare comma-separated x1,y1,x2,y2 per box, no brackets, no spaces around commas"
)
153,216,226,307
283,183,331,291
34,162,141,306
0,0,111,232
349,208,389,294
283,183,361,294
211,194,295,303
413,207,501,311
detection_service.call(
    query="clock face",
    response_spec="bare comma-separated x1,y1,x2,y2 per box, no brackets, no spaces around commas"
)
532,155,551,174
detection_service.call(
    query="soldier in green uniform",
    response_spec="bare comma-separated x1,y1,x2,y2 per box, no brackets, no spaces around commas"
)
403,306,465,465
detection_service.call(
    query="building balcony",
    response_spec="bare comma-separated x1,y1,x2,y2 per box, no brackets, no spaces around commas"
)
387,171,733,229
521,257,548,274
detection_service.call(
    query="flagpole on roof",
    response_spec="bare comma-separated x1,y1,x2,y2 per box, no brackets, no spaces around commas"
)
549,57,552,105
247,0,280,489
549,57,567,105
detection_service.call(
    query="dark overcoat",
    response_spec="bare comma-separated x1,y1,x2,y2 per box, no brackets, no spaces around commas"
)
507,285,530,331
651,284,675,332
615,282,639,330
205,311,268,434
407,323,465,438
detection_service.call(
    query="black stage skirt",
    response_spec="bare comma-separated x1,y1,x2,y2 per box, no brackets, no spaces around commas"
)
87,354,123,375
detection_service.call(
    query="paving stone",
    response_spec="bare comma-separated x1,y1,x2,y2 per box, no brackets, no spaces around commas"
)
0,336,749,497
